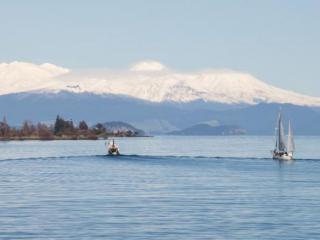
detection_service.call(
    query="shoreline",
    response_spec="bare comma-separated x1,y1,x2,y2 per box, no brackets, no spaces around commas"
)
0,135,153,141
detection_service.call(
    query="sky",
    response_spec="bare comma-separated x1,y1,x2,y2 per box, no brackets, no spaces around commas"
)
0,0,319,97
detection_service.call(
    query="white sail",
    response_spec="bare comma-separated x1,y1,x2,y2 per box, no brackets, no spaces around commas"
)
287,120,295,153
276,112,286,152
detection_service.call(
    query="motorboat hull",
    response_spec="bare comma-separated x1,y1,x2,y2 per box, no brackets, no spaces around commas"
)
108,149,120,156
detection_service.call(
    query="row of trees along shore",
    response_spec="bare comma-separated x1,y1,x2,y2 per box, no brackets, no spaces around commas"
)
0,115,137,140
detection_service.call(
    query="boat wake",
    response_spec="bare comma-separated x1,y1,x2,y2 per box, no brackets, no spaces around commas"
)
1,153,318,163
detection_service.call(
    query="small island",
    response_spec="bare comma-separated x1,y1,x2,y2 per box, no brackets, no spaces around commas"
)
0,115,146,140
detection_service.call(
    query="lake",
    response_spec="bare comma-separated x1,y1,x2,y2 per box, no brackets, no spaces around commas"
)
1,136,320,239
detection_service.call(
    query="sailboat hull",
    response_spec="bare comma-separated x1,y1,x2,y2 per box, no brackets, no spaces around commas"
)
272,151,293,160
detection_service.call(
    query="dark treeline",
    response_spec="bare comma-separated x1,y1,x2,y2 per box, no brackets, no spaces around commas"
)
0,115,137,140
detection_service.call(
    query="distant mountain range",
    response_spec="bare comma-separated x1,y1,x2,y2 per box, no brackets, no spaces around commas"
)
1,92,320,135
168,124,246,136
1,61,320,135
1,61,320,106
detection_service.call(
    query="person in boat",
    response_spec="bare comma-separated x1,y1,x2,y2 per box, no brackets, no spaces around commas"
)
109,140,115,148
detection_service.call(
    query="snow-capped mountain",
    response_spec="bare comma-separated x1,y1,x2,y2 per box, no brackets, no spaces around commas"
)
0,60,319,106
0,61,69,95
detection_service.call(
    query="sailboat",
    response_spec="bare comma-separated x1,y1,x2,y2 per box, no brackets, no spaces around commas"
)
272,112,295,160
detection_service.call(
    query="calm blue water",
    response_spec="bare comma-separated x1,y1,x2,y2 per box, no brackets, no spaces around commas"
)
1,136,320,239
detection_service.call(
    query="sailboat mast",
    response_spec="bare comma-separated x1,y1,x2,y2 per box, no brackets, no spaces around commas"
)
287,120,295,153
274,126,278,150
277,111,286,152
278,114,281,151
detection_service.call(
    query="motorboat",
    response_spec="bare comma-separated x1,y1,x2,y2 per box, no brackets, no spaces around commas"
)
107,139,120,155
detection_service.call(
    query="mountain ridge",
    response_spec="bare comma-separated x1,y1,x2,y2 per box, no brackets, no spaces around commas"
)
1,61,320,135
168,123,246,136
1,91,320,135
0,61,319,106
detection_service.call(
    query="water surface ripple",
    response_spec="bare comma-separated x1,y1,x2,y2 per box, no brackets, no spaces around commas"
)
0,136,320,239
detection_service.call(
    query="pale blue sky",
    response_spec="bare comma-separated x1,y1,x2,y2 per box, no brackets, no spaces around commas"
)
0,0,319,96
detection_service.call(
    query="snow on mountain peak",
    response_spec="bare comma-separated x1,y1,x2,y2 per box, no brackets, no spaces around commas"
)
0,61,69,78
0,61,69,95
0,61,320,107
130,60,167,72
39,63,70,76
